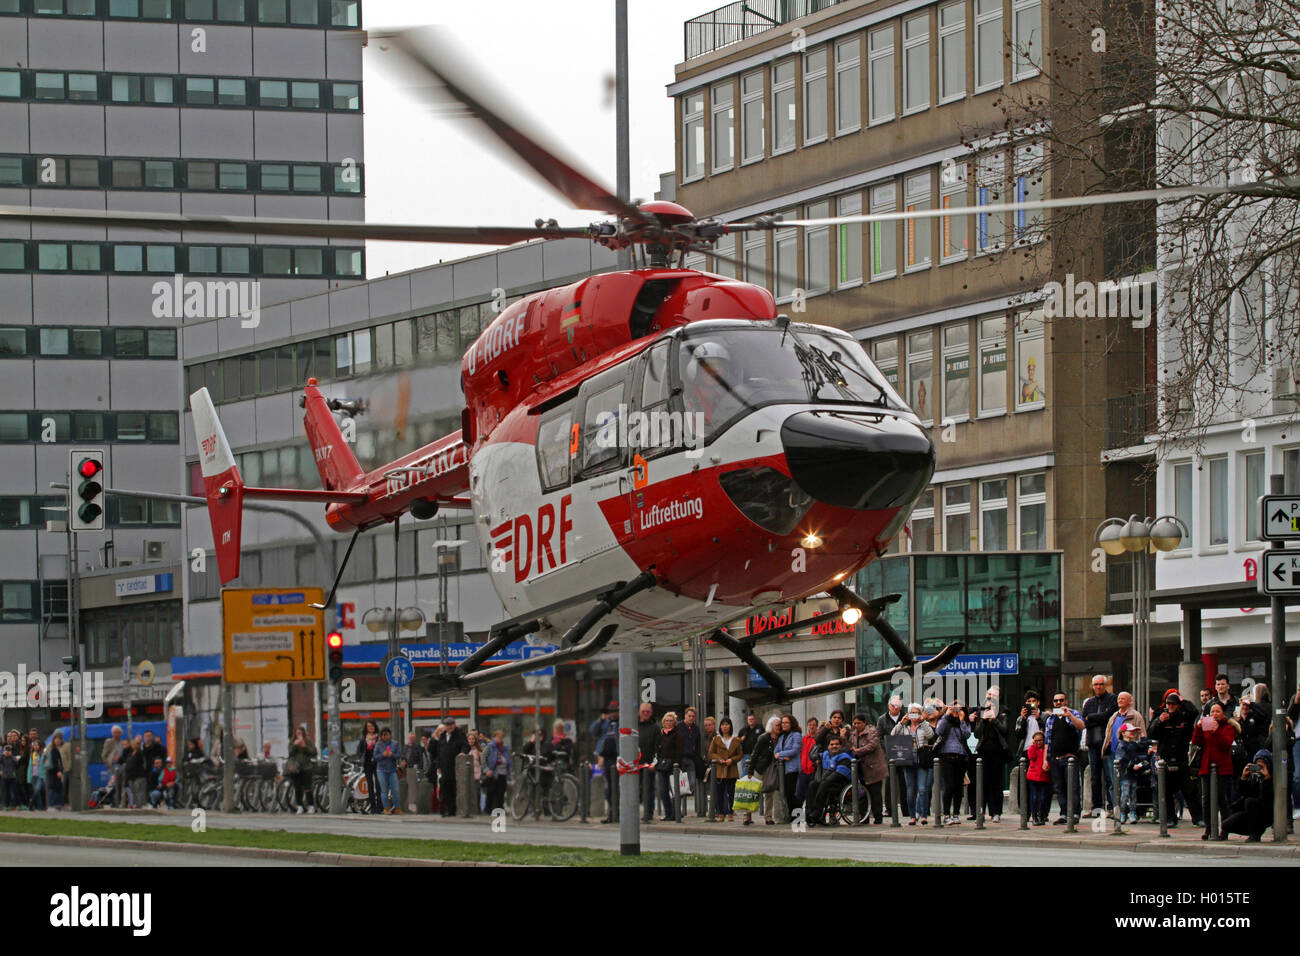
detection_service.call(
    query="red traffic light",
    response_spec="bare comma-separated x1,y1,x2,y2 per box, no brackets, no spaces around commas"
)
327,631,343,649
78,458,102,479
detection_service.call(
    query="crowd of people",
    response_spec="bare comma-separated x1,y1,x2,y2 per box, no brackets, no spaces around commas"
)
2,727,67,811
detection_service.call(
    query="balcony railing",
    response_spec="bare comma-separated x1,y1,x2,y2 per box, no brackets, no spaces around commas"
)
684,0,848,60
1105,392,1156,449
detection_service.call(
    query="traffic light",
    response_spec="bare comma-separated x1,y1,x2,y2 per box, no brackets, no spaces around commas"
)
327,631,344,683
69,448,106,531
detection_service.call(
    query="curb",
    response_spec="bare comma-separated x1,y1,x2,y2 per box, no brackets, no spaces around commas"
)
0,831,517,867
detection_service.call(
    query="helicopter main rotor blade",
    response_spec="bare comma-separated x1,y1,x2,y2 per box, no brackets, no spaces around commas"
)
374,26,644,225
0,205,589,245
773,177,1300,229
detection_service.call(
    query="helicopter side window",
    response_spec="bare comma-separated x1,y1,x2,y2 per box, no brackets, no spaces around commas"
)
636,341,682,459
578,380,626,478
535,405,573,491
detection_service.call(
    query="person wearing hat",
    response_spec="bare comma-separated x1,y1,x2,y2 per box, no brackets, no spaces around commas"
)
1220,749,1275,841
432,717,469,816
1147,689,1203,827
1113,721,1152,824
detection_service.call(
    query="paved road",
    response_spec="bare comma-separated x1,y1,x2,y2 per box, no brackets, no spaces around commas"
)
20,811,1293,867
3,840,326,867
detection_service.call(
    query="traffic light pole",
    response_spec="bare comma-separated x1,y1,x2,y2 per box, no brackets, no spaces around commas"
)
327,674,343,815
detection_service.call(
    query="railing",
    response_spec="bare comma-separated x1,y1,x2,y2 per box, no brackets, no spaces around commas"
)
684,0,848,60
1105,392,1155,449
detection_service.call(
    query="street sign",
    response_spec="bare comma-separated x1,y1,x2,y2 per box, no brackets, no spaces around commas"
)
522,645,555,677
383,654,415,687
122,656,132,685
1260,496,1300,540
221,587,326,683
523,674,553,692
137,659,155,685
389,685,410,703
1258,551,1300,594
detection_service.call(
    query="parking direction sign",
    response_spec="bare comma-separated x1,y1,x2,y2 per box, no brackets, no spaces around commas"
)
522,644,555,678
1259,551,1300,594
1260,496,1300,540
384,654,415,687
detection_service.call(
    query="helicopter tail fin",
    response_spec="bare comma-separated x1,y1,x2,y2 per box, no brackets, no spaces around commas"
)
190,386,245,585
302,383,364,493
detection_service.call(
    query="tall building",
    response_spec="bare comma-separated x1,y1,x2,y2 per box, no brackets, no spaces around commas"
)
0,0,364,735
672,0,1153,723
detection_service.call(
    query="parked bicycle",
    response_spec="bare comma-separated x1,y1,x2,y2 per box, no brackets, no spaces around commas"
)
510,752,579,822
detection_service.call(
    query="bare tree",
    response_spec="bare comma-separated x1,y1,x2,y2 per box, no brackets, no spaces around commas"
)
962,0,1300,451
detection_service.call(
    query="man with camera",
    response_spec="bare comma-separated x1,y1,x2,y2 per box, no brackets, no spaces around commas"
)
1082,675,1118,818
972,687,1011,821
1014,690,1044,756
1220,749,1274,841
1044,692,1085,824
1147,689,1203,827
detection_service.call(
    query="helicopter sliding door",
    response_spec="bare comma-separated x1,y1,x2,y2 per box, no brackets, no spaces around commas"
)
622,338,685,541
571,361,634,553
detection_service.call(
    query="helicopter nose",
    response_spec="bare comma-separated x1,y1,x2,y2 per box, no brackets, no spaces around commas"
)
780,412,934,511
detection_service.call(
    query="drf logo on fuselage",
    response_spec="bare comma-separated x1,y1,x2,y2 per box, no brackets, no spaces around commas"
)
490,494,574,584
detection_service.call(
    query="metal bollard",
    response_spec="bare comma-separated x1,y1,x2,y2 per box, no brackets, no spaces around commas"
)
889,760,901,828
671,762,681,823
1112,759,1125,835
612,763,619,824
975,758,985,830
935,758,945,828
579,760,589,823
851,756,860,826
1156,759,1169,837
1209,763,1221,840
1066,757,1077,832
1019,756,1029,830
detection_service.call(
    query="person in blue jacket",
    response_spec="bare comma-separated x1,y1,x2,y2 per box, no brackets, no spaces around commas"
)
373,727,403,814
806,736,854,827
774,714,804,814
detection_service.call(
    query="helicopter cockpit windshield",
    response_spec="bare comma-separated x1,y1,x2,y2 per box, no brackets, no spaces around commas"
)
675,324,908,441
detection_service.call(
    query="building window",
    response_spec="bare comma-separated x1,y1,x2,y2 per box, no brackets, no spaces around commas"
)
870,182,897,280
837,192,862,287
741,71,765,162
709,234,735,278
1014,142,1044,242
1244,450,1265,542
939,1,966,101
743,232,766,286
1015,310,1045,410
872,336,900,389
1017,472,1046,549
981,478,1008,550
834,36,861,135
907,329,934,424
976,150,1006,253
682,90,705,181
943,322,970,420
910,487,935,550
711,83,734,173
904,172,932,270
771,59,796,153
1012,0,1042,80
978,315,1007,414
868,26,894,124
1284,448,1300,494
944,483,971,551
1172,460,1193,549
903,14,930,113
804,200,830,295
774,214,798,301
803,47,827,143
1208,455,1228,547
0,71,21,98
975,0,1004,91
941,160,969,261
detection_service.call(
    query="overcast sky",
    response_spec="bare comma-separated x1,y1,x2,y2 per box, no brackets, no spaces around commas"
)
361,0,712,278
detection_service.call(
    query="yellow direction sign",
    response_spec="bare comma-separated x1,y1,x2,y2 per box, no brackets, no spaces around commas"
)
221,587,325,683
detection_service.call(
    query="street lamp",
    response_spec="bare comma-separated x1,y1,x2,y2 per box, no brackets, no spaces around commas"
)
1094,514,1186,718
433,538,467,722
362,605,427,736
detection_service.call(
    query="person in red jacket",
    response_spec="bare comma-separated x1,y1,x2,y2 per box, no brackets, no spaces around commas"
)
1190,702,1239,841
1025,731,1052,826
796,717,820,808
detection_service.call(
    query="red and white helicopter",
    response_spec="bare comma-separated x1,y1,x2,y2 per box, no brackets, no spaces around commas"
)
4,28,1247,704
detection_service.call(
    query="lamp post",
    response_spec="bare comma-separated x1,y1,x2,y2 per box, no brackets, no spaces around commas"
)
362,606,426,736
433,538,467,721
1095,514,1186,717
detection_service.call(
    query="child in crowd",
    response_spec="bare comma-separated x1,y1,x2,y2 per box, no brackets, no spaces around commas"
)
1026,730,1052,826
1115,723,1152,824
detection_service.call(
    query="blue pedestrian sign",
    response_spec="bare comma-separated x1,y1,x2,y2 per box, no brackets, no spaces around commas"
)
384,654,415,687
522,644,555,677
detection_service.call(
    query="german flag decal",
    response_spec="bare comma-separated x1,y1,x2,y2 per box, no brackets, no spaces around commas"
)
560,300,582,328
